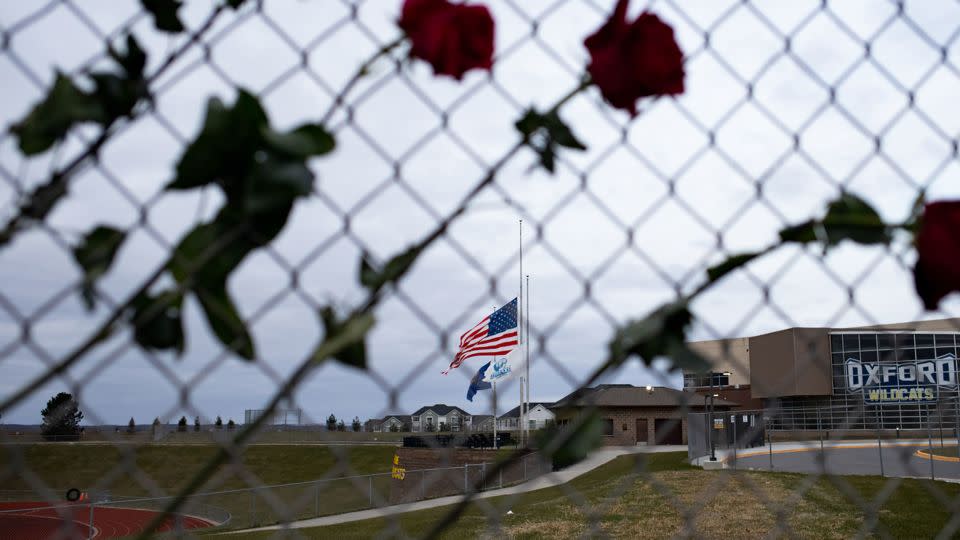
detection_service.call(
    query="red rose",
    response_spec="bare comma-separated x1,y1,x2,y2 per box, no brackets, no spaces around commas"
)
584,1,684,115
914,201,960,309
398,0,495,80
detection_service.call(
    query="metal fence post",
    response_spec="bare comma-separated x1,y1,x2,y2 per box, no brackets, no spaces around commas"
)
767,417,773,471
464,464,468,494
818,408,824,465
876,407,885,478
481,462,486,491
927,404,936,481
315,482,319,516
369,475,373,508
730,415,739,469
499,467,503,489
250,488,256,527
523,455,527,481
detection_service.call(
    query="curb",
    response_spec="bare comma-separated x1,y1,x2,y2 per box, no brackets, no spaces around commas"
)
915,449,960,463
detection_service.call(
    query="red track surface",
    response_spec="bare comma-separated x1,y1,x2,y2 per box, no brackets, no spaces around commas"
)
0,501,215,539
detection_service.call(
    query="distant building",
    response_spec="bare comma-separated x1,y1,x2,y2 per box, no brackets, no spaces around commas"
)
365,415,410,432
684,317,960,431
470,414,494,431
551,384,734,446
497,402,554,431
411,404,472,432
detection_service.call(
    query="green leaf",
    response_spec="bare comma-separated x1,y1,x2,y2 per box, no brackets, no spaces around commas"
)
130,290,185,354
779,193,890,249
168,92,267,192
112,34,147,79
608,300,704,371
11,73,105,155
246,159,314,214
195,283,254,360
317,308,372,369
542,110,586,150
141,0,185,33
72,226,126,310
536,411,603,470
514,107,587,174
706,252,761,283
262,123,335,158
359,245,422,292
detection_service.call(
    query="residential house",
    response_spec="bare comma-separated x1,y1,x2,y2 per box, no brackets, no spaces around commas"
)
410,404,472,432
470,414,494,431
365,415,410,432
497,402,555,431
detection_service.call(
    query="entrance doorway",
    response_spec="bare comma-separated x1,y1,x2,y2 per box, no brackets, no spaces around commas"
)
636,418,649,445
654,418,683,445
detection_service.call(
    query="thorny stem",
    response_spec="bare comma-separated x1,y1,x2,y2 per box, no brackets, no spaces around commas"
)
0,4,228,249
135,74,595,539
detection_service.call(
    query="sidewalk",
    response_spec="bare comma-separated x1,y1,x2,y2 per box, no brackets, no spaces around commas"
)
223,444,685,534
691,438,960,466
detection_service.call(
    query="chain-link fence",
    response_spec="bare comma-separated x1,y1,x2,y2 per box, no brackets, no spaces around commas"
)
2,0,960,538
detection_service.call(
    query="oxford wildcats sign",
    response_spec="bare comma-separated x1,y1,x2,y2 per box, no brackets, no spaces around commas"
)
845,354,958,404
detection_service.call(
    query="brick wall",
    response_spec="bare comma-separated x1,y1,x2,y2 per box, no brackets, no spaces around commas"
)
555,407,691,446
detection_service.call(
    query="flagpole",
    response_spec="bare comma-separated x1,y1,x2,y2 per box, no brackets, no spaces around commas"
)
518,218,525,447
493,380,498,450
526,273,531,443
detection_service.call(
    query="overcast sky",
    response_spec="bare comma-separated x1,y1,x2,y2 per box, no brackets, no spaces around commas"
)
1,0,959,426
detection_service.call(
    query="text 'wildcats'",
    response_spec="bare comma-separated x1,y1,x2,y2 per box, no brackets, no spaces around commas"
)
845,354,957,404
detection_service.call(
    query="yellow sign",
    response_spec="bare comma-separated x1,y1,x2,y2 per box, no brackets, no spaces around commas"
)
866,387,935,403
391,453,406,480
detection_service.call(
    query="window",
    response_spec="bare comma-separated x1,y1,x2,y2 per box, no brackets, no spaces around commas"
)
602,418,614,436
411,416,419,422
529,420,535,429
710,373,729,387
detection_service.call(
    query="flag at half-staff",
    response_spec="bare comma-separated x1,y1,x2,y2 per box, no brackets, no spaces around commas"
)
444,298,519,374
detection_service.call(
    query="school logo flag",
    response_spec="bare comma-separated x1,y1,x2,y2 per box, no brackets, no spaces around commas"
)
466,361,493,402
482,347,524,384
445,298,519,374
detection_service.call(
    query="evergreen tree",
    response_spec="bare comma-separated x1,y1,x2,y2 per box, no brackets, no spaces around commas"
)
194,416,201,432
326,414,337,431
177,416,187,432
40,392,83,441
215,416,223,429
127,417,136,434
351,416,361,432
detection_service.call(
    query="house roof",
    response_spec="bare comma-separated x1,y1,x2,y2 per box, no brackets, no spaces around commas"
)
471,414,494,422
382,415,411,422
498,402,553,419
411,404,471,417
551,384,738,409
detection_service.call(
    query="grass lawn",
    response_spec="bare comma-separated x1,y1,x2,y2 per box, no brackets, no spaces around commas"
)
927,445,960,459
0,444,397,496
232,452,960,539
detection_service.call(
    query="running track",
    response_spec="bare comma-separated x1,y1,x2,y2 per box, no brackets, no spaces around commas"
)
0,501,215,538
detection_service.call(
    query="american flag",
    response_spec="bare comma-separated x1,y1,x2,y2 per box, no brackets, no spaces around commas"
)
445,298,519,373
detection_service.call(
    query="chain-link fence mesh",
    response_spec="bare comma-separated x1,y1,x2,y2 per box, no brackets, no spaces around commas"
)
2,0,960,538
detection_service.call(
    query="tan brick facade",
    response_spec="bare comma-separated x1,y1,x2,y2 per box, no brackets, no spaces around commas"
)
554,406,692,446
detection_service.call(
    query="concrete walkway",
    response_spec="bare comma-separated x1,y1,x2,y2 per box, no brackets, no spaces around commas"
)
224,445,685,534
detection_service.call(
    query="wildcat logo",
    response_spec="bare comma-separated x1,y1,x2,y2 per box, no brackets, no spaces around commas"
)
490,357,511,380
845,354,957,404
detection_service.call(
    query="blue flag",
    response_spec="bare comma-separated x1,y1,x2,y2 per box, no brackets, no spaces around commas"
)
466,361,493,402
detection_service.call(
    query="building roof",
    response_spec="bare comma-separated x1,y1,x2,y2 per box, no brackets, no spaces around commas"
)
551,384,737,409
471,414,494,422
498,402,553,419
411,404,471,417
382,415,411,422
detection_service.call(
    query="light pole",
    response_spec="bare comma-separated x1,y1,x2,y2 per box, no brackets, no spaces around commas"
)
707,371,732,462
